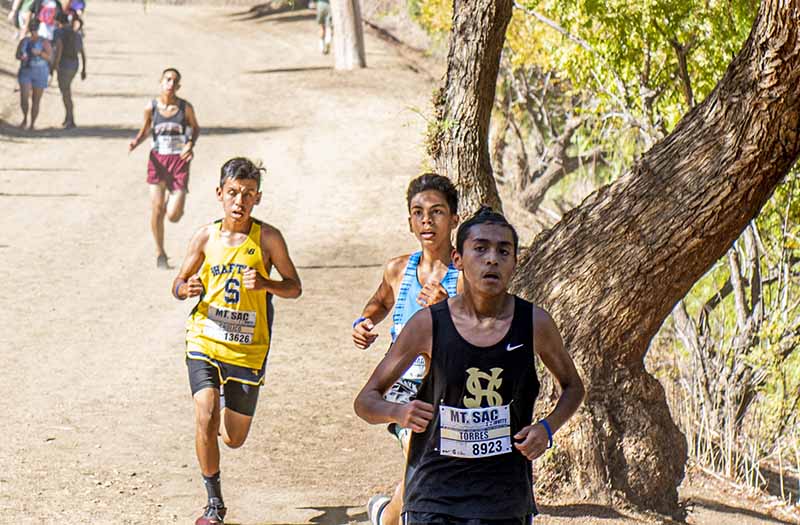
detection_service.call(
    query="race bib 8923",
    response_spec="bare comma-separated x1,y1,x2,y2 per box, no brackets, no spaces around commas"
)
439,404,512,459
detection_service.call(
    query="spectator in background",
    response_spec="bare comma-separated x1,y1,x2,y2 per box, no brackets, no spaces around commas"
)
316,0,332,55
7,0,36,40
53,12,86,129
32,0,63,41
15,17,52,130
64,0,85,24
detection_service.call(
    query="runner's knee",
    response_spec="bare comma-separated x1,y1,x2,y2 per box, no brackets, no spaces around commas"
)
194,391,220,435
151,200,166,217
195,404,220,435
167,208,183,222
222,431,247,449
222,408,253,449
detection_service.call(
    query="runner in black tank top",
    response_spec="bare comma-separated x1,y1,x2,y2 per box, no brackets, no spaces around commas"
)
404,296,538,519
355,208,585,525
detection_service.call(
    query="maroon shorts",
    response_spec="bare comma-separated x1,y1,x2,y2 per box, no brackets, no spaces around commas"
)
147,150,190,192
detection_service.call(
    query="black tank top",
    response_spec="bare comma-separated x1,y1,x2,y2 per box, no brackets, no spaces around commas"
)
59,29,78,62
404,296,539,518
150,98,187,155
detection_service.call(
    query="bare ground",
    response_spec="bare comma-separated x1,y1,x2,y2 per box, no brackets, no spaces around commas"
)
0,2,798,524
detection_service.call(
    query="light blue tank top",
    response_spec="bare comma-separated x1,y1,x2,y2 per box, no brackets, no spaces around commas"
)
390,252,458,381
391,251,459,341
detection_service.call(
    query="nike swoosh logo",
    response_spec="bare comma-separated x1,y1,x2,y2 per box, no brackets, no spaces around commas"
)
506,343,524,351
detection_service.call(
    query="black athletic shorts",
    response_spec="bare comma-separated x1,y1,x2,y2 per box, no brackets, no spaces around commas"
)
187,357,261,416
403,512,533,525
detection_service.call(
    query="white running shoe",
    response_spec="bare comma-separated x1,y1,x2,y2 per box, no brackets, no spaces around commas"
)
367,495,391,525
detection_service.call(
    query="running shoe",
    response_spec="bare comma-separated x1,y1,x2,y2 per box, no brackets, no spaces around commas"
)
367,495,390,525
156,254,169,269
195,497,226,525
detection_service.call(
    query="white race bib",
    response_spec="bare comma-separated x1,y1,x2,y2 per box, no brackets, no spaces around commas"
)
203,304,256,345
155,134,186,155
401,355,427,381
439,404,512,459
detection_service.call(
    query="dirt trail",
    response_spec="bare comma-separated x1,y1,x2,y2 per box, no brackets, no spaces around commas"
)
0,2,796,524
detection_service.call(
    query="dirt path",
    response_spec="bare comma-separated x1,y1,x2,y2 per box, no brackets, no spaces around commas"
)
0,3,796,524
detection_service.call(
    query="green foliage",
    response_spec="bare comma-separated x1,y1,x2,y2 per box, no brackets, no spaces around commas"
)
413,0,756,175
516,0,755,168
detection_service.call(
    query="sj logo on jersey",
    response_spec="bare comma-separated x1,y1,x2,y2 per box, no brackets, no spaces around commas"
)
463,367,504,408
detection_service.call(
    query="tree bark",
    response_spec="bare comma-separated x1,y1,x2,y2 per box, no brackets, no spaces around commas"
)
429,0,513,215
440,0,800,516
331,0,366,70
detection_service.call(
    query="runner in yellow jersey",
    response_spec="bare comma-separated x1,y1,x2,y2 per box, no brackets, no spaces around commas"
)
172,157,302,525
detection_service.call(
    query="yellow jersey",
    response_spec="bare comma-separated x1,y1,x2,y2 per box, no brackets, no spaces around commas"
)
186,219,271,370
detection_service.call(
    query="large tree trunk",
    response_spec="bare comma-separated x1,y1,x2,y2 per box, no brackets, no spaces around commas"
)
429,0,512,214
439,0,800,516
331,0,366,70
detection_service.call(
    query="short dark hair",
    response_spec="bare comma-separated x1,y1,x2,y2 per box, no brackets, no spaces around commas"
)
29,17,40,31
219,157,265,190
406,173,458,214
456,206,519,255
162,67,181,83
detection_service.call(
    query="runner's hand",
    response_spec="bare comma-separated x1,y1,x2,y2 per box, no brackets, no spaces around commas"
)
513,423,550,460
180,142,194,161
128,138,139,152
352,318,378,349
416,280,448,307
396,400,434,433
184,274,204,298
243,267,265,290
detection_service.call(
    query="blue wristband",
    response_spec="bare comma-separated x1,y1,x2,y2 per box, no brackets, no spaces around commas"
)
173,279,186,300
539,419,553,449
353,316,367,329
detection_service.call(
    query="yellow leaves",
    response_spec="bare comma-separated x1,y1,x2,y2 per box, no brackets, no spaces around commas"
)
506,9,569,71
413,0,452,35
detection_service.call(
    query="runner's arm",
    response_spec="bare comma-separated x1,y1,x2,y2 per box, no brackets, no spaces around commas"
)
513,306,584,460
14,39,24,59
360,263,397,324
172,227,209,300
185,102,199,145
179,103,199,160
354,309,434,432
352,258,402,348
243,226,301,298
129,103,153,152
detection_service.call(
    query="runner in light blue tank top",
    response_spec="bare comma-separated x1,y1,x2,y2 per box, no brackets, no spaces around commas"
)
352,173,462,525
